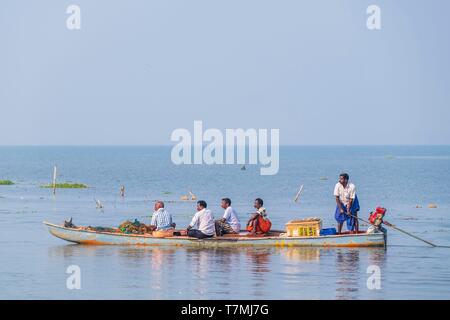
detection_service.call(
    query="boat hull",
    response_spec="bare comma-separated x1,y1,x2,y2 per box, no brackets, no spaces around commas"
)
44,222,386,248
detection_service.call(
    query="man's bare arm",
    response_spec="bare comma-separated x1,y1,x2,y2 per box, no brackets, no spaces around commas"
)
346,199,353,215
336,196,344,213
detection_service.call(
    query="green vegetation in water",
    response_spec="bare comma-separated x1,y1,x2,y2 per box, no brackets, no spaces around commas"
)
162,191,172,195
41,182,88,189
0,180,14,185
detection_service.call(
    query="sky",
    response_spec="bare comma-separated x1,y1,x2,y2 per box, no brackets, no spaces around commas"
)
1,0,449,145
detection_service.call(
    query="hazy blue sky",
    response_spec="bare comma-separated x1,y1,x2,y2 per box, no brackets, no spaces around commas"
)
1,0,449,145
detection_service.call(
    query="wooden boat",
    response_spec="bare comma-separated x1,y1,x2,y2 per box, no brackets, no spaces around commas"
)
43,221,386,247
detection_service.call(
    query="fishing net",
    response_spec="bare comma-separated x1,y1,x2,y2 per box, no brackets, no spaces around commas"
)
85,226,118,233
63,218,151,234
118,219,151,234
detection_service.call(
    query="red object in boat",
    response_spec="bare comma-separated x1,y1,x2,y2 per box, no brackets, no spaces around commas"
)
369,207,386,224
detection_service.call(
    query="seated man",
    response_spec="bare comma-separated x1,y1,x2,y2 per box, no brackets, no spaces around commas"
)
149,200,176,231
215,198,241,236
187,200,215,239
246,198,272,235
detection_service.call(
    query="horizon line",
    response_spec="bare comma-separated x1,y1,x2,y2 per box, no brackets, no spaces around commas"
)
0,144,449,147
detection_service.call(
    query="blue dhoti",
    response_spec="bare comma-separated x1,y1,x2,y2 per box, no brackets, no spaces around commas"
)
335,195,360,231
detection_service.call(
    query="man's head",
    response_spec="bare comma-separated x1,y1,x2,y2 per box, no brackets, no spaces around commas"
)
339,173,349,186
254,198,264,210
196,200,207,211
154,200,165,211
221,198,231,209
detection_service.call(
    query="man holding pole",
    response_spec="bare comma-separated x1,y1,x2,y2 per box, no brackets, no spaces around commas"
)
334,173,360,234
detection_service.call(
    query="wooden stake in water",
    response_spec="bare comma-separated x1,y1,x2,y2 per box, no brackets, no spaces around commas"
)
52,166,57,195
294,185,304,203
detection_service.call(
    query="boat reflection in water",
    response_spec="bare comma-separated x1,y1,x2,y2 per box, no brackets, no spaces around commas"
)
47,245,386,299
334,248,387,300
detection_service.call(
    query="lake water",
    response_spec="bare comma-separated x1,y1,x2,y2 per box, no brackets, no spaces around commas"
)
0,146,449,299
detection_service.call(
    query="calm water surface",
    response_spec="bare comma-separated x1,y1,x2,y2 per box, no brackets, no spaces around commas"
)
0,146,449,299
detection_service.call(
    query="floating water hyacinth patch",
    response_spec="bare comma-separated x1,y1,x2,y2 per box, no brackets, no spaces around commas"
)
0,180,14,185
41,182,88,189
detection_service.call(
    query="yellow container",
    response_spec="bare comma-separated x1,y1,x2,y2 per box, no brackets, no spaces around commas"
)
285,218,322,237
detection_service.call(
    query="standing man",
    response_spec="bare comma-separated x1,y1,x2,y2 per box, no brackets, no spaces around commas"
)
187,200,215,239
215,198,241,236
334,173,360,234
149,200,176,231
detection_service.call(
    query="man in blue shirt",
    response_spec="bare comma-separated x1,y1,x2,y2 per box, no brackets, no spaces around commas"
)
149,201,176,231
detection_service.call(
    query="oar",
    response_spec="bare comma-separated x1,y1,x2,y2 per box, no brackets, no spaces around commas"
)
347,213,437,247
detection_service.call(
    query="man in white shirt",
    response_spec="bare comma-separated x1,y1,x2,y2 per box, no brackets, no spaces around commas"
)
334,173,360,234
215,198,241,236
187,200,215,239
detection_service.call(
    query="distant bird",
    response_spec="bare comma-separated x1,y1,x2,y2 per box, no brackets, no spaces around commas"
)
189,191,197,201
95,198,104,209
241,165,246,171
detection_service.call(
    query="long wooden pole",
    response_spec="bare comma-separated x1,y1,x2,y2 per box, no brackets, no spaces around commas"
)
349,213,437,247
383,220,437,247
